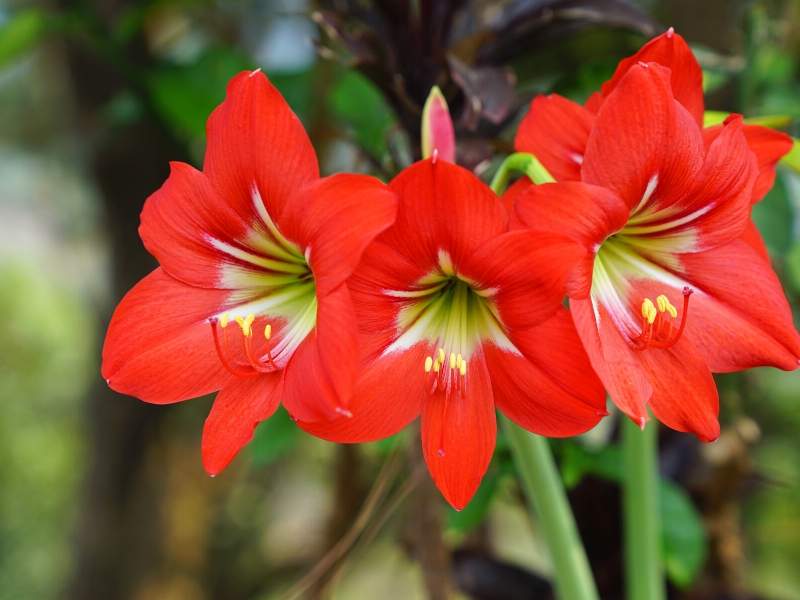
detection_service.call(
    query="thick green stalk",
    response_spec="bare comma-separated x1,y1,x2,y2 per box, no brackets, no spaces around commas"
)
501,415,599,600
622,418,665,600
489,152,555,194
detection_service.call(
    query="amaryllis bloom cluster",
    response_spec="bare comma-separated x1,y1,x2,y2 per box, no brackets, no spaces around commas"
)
102,70,397,474
102,28,800,511
509,29,800,440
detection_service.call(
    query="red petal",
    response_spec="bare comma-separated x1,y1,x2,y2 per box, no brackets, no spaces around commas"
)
704,123,792,204
101,268,234,404
384,159,508,269
571,298,652,426
600,29,705,126
679,241,800,371
140,162,249,288
513,182,629,296
421,355,496,510
486,308,606,436
514,94,594,181
671,115,757,251
281,285,360,422
584,92,604,113
299,342,426,442
636,337,719,442
278,174,397,297
204,70,318,226
461,229,588,329
499,178,531,226
348,242,427,350
582,62,704,212
741,219,770,261
572,295,719,440
201,372,282,475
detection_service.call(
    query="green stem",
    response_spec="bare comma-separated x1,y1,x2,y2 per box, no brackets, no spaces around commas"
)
489,152,555,194
501,415,599,600
622,418,665,600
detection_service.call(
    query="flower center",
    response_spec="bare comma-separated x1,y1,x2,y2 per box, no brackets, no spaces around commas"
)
207,186,317,376
384,251,514,394
592,233,694,352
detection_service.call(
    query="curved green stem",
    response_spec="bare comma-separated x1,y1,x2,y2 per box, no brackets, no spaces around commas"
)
489,152,555,194
501,415,599,600
622,418,665,600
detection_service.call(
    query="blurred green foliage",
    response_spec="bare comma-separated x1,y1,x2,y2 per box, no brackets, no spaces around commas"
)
0,263,91,599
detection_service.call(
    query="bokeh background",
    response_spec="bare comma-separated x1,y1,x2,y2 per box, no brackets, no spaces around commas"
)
1,1,799,598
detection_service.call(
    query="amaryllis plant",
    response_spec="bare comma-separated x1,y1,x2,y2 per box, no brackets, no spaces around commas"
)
101,26,800,600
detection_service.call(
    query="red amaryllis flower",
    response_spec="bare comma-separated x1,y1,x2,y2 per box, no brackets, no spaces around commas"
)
513,62,800,441
514,28,793,246
101,70,397,474
301,158,606,509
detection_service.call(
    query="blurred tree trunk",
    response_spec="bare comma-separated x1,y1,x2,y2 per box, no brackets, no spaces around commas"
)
57,1,188,598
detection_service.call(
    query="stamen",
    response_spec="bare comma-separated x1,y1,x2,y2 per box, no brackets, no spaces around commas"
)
424,356,434,373
208,318,257,377
244,333,275,373
209,316,278,376
235,313,255,337
631,287,693,350
641,298,657,324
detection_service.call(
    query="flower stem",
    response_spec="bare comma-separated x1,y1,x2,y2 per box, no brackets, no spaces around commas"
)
622,418,665,600
489,152,555,195
501,415,599,600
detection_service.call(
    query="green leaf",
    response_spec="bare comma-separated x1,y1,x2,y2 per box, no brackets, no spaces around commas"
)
147,48,252,141
702,70,731,95
786,243,800,293
703,110,792,129
782,139,800,174
328,70,396,160
0,9,47,69
660,481,707,588
446,466,501,534
752,173,793,255
559,442,623,488
248,408,299,466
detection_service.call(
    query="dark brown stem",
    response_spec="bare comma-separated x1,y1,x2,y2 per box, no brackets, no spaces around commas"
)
406,425,453,600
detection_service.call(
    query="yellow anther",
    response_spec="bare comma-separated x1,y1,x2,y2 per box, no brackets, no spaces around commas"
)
219,313,230,328
433,360,441,373
459,360,467,377
437,348,445,363
456,353,463,369
424,356,433,373
656,294,678,318
449,352,457,369
264,323,272,340
641,299,657,325
235,314,255,337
